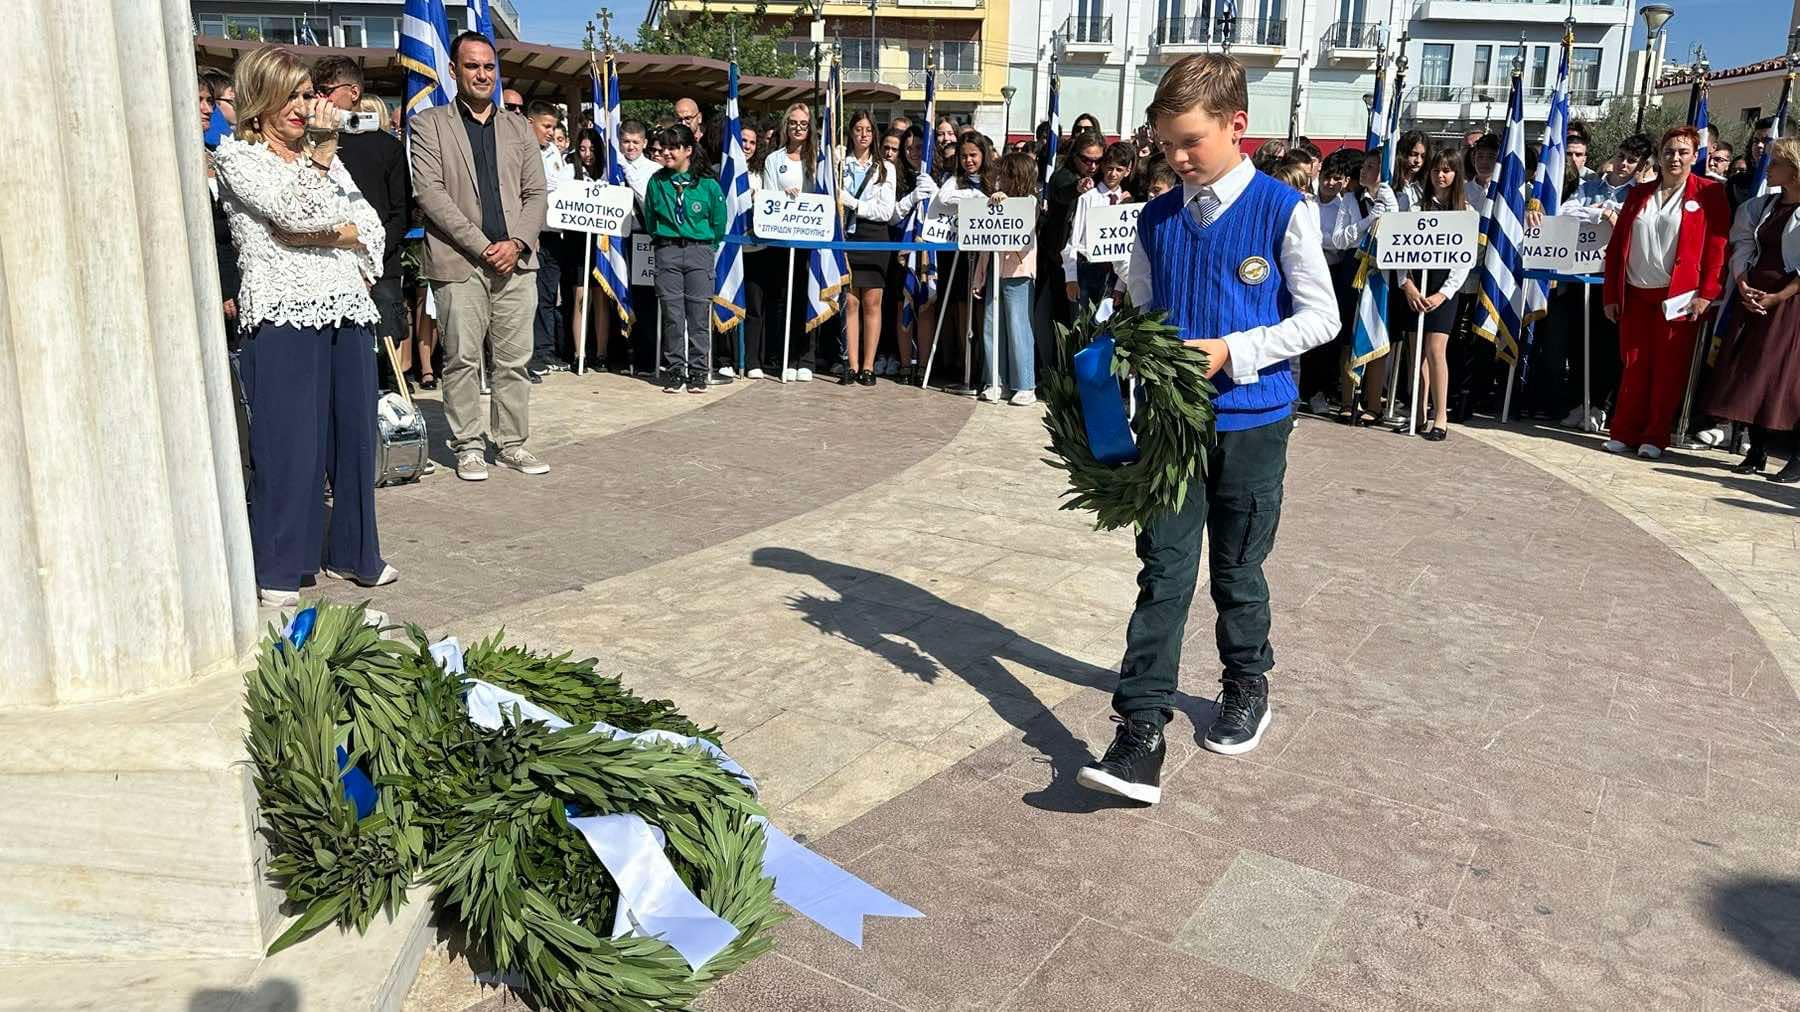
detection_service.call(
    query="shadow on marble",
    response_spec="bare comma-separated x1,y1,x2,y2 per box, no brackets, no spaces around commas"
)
1709,876,1800,985
187,978,299,1012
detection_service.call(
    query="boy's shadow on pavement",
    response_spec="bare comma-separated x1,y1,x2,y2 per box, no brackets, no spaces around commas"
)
750,547,1219,814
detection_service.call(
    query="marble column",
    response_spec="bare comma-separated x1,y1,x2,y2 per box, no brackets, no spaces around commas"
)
0,0,257,707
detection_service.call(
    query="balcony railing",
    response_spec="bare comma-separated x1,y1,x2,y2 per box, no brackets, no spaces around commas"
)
1154,16,1288,48
1410,85,1616,106
1064,15,1113,45
892,69,983,91
1320,20,1382,50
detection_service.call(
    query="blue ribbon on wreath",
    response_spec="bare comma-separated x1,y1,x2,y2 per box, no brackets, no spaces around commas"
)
281,606,380,818
1072,335,1140,466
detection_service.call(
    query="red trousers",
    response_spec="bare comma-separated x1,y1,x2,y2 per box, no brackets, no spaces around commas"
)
1610,283,1700,450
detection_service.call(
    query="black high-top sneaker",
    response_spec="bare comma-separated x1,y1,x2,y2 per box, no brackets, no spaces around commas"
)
1076,716,1167,805
1203,677,1271,755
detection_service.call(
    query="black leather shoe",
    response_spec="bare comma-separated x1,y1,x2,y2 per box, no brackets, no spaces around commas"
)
1733,452,1767,475
1770,459,1800,484
839,370,856,386
1204,678,1271,755
1422,426,1448,442
1075,716,1166,805
858,369,877,386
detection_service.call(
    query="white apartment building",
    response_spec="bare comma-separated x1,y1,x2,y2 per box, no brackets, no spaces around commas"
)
1007,0,1632,149
190,0,522,48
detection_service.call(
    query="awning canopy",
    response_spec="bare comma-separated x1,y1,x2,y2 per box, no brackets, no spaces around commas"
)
193,36,898,109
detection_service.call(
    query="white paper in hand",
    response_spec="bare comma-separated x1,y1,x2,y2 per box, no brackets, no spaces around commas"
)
1662,290,1695,321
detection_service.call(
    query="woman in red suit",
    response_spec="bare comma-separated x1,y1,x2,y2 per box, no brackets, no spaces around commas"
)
1601,125,1731,458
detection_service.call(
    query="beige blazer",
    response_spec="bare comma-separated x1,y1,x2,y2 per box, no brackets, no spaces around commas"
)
409,101,547,283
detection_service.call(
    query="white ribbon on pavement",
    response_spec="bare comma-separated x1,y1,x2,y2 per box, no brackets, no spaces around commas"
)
451,648,921,965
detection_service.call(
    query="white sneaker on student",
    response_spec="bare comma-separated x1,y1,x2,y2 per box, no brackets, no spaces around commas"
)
796,367,814,382
1602,439,1628,453
1696,426,1728,447
1637,443,1663,459
747,368,766,379
781,368,798,382
323,563,400,587
258,588,299,608
717,365,735,378
1009,389,1037,406
980,385,1003,402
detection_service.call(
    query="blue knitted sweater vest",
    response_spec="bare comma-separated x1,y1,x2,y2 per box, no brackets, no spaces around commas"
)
1140,170,1301,431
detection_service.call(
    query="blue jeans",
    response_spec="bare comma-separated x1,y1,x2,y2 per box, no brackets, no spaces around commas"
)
1000,277,1036,392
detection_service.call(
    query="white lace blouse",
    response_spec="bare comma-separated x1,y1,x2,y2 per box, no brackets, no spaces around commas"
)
212,135,384,332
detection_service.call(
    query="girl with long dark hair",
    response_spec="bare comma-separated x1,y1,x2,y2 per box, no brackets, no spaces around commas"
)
1393,146,1472,440
840,110,897,385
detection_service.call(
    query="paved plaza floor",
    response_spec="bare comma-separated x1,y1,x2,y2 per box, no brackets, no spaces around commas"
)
356,369,1800,1011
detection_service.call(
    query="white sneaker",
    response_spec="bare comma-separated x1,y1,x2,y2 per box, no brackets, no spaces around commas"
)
323,563,400,587
258,588,299,607
1009,389,1037,406
1602,439,1628,453
496,446,550,475
1696,426,1727,447
980,385,1003,402
796,368,814,382
717,365,735,378
1308,392,1330,415
1637,443,1663,459
747,368,766,379
455,449,489,481
781,368,797,382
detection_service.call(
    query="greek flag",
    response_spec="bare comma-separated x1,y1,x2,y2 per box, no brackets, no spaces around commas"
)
1043,72,1060,193
469,0,502,101
806,62,848,332
901,68,938,331
400,0,457,119
1349,61,1391,373
1692,90,1710,170
1521,35,1573,325
592,55,634,328
1753,77,1790,197
712,62,751,332
1471,73,1531,365
298,20,320,46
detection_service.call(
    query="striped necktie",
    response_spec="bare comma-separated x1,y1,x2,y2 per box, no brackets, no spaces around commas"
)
1191,188,1221,228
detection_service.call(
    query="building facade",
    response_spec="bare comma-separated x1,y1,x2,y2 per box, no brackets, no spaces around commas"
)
1008,0,1631,149
1657,55,1799,155
190,0,521,47
645,0,1015,136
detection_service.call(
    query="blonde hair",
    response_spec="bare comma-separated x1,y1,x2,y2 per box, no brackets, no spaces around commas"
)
357,93,389,123
1268,159,1311,194
233,45,312,144
1770,136,1800,174
1146,54,1248,125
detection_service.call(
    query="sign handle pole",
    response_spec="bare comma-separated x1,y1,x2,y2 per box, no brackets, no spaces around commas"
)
577,237,594,376
1581,282,1593,433
781,248,795,382
1501,357,1517,423
986,251,1000,395
1674,315,1710,448
923,250,960,389
1409,270,1425,436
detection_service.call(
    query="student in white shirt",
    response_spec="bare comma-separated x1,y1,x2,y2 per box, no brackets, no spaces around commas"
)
528,101,577,373
888,126,939,384
617,119,657,203
935,131,998,395
1395,146,1475,440
839,110,898,386
1062,142,1136,311
1313,150,1395,420
760,102,818,380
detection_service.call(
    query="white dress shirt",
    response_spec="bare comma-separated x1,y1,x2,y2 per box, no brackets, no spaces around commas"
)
1626,185,1684,288
1559,173,1634,222
762,150,809,195
619,153,657,202
540,142,575,234
1319,184,1397,253
1062,180,1124,282
1125,156,1338,387
840,154,897,227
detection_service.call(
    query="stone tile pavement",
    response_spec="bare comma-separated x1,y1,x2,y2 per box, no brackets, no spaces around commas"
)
361,376,1800,1011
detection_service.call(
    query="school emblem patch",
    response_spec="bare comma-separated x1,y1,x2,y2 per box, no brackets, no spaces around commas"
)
690,200,705,216
1237,256,1271,285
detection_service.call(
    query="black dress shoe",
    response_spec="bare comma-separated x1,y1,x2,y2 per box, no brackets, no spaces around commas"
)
419,375,438,391
1770,459,1800,484
1422,426,1448,442
1733,452,1767,475
1075,716,1166,805
858,369,877,386
1204,677,1271,755
839,370,856,386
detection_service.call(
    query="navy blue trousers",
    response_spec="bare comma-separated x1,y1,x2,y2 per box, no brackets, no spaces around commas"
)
240,318,384,591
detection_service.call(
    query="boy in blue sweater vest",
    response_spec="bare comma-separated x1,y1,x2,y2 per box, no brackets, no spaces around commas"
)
1077,55,1339,805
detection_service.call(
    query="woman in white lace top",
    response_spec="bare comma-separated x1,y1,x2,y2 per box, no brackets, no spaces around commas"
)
211,45,395,606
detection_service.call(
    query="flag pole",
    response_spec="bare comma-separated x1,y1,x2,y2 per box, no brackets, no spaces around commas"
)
1499,40,1527,425
576,22,601,377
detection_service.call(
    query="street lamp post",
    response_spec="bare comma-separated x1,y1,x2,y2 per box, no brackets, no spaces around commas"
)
1634,3,1674,131
811,0,824,117
1001,84,1016,144
868,0,878,84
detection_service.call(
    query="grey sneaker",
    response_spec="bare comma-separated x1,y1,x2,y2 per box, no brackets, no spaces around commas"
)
455,449,489,481
496,446,549,475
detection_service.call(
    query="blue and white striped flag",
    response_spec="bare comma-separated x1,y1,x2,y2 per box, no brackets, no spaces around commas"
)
712,62,751,332
400,0,457,120
1349,60,1391,374
901,68,939,331
1521,34,1573,326
1472,73,1531,364
1042,72,1060,194
469,0,503,101
1693,90,1710,170
806,62,848,332
1752,75,1787,197
298,19,321,46
592,54,634,328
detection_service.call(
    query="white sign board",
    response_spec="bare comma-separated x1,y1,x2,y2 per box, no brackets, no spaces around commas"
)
1520,216,1611,275
631,234,655,286
917,198,958,245
1084,203,1142,264
753,193,834,242
956,196,1038,252
548,182,634,236
1375,210,1481,271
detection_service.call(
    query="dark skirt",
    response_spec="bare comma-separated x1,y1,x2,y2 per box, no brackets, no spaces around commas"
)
1389,270,1461,336
1705,266,1800,429
848,248,892,290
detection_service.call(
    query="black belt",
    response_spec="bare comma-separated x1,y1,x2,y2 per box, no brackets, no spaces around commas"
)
653,237,699,248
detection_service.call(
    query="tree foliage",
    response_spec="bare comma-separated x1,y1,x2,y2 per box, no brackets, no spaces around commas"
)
1583,95,1685,162
634,1,803,80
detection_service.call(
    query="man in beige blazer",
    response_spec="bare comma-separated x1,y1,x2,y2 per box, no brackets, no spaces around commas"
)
410,31,549,481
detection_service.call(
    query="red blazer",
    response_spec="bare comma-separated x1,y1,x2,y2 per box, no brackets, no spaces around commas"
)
1603,172,1730,310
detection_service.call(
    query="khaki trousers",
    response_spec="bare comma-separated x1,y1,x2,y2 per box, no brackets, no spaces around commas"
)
433,269,537,452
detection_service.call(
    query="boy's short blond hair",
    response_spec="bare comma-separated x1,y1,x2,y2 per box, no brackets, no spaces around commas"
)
1146,54,1248,125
